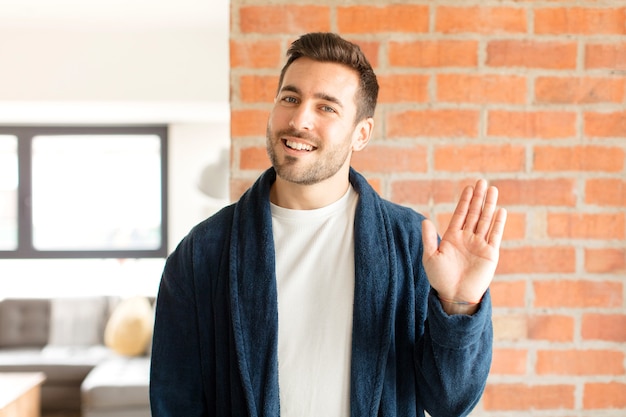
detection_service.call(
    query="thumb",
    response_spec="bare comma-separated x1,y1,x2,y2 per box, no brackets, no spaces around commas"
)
421,218,439,259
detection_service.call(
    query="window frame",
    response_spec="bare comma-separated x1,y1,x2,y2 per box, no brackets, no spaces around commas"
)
0,125,168,259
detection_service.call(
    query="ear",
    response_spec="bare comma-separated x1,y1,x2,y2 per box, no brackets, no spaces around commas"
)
352,117,374,152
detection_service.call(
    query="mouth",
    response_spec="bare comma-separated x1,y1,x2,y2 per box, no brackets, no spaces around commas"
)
283,139,317,152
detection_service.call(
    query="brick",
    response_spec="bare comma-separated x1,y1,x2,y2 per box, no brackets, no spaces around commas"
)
389,40,478,68
547,212,625,239
486,40,577,69
239,75,279,103
437,74,526,104
231,109,270,137
366,177,382,195
491,349,527,375
528,315,574,342
230,39,282,69
349,40,380,68
492,178,577,207
434,144,525,172
536,349,624,375
585,248,626,273
435,212,453,233
534,280,623,308
239,5,330,34
499,246,576,274
482,383,575,411
534,146,625,172
390,179,474,206
488,110,576,139
586,178,626,207
239,146,270,171
387,109,479,138
491,280,526,308
535,7,626,35
351,145,427,173
435,6,526,34
338,5,429,33
501,211,526,241
377,74,429,103
230,178,255,202
586,42,626,70
584,382,626,409
493,315,527,341
535,76,625,104
585,111,626,138
582,314,626,342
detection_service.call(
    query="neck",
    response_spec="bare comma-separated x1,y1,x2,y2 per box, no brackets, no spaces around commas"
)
270,172,351,210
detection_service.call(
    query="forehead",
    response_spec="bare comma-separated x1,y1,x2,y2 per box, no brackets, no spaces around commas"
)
280,58,360,101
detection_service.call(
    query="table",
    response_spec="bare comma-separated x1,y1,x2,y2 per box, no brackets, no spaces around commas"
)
0,373,46,417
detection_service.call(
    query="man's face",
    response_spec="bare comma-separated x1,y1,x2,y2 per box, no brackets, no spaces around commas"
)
266,57,369,186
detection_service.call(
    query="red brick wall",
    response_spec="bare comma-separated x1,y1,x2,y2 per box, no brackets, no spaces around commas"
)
230,2,626,415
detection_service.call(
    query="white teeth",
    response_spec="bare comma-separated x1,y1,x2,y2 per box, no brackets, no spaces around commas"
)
285,140,314,151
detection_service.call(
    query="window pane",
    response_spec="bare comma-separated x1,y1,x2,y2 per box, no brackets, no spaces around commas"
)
0,135,18,250
31,135,162,251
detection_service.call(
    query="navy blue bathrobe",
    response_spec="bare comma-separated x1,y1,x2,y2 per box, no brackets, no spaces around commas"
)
150,167,493,417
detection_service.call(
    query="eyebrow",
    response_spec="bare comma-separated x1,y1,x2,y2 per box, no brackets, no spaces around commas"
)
280,84,344,109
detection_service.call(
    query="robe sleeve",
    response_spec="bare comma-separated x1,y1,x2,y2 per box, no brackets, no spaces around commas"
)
415,288,493,417
150,234,210,417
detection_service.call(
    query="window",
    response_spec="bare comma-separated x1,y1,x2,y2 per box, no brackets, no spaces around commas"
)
0,135,18,251
0,126,168,258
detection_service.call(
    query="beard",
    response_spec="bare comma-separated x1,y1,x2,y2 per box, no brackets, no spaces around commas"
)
266,124,352,186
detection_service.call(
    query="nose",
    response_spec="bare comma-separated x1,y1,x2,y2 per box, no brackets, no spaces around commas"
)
289,104,313,131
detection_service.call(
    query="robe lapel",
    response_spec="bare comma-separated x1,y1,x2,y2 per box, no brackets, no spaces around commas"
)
350,169,397,417
229,169,280,417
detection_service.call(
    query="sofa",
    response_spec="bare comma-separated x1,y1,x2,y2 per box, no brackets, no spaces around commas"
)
0,296,153,417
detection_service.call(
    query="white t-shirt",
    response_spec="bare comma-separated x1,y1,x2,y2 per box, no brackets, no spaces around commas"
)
271,186,358,417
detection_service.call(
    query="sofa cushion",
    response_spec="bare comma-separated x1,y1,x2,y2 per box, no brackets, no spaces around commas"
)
0,345,113,382
0,298,50,348
81,357,150,409
104,297,153,356
48,297,110,346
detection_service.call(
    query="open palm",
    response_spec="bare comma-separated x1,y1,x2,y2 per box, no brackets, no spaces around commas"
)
422,179,507,311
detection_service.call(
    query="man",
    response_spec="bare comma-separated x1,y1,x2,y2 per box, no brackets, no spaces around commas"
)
150,32,507,417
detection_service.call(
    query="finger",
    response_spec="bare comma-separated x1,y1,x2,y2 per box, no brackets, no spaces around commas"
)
421,218,439,259
474,185,498,239
487,207,507,249
462,179,488,233
446,185,474,232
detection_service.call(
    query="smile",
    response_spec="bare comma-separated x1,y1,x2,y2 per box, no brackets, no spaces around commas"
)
284,139,315,151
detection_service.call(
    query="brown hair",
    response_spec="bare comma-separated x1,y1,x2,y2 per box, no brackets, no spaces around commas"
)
277,32,379,123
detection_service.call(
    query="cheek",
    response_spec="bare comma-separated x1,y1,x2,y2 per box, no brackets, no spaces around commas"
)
267,109,282,132
270,105,292,126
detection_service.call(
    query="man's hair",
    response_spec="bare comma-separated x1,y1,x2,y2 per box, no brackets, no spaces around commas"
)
277,32,379,123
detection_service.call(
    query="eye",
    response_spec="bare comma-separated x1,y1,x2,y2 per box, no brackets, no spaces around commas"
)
281,96,299,104
321,105,336,113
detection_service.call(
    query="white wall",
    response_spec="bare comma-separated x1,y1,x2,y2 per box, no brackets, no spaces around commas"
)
0,11,230,298
0,28,226,102
169,123,230,250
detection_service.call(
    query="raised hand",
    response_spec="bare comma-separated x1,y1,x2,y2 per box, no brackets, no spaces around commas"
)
421,179,507,315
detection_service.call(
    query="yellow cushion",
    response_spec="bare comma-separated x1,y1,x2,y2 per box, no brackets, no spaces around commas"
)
104,296,153,356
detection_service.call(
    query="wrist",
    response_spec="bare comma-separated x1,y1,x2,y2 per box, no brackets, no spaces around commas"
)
437,294,482,316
